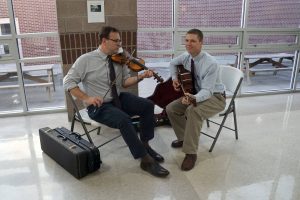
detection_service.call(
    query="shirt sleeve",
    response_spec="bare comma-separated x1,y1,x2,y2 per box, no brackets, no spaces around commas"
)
63,56,86,91
122,64,131,83
169,53,188,80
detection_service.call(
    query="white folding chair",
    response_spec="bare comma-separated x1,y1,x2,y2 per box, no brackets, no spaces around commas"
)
67,90,122,148
201,65,244,152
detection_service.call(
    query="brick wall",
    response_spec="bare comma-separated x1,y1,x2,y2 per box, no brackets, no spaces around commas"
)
56,0,138,121
60,31,136,65
56,0,137,64
0,0,58,58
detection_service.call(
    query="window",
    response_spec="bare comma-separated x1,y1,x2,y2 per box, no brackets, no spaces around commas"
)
0,23,11,35
0,23,11,55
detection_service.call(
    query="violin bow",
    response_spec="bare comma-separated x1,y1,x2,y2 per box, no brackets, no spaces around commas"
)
103,49,137,100
103,70,122,100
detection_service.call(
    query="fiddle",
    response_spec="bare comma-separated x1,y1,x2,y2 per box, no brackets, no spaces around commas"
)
111,50,164,83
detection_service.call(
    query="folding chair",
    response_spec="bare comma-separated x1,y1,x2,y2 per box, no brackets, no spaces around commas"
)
201,65,244,152
66,90,123,148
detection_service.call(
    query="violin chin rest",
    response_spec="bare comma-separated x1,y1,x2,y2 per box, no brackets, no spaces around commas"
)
117,47,124,54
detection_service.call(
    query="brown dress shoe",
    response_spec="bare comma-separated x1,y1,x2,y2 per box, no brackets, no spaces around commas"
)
171,140,183,148
181,154,197,171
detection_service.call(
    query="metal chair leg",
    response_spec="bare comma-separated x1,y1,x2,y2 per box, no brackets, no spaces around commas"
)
232,102,238,140
71,113,76,132
96,127,101,135
209,114,228,152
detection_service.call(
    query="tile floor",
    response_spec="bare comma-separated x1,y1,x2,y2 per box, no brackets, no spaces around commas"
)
0,92,300,200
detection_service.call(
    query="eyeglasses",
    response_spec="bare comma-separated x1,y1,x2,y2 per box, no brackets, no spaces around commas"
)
107,38,122,43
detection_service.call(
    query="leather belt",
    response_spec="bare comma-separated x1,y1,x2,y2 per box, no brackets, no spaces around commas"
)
213,92,226,98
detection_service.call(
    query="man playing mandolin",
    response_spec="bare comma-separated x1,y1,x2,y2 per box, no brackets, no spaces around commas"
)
63,26,169,177
166,29,226,171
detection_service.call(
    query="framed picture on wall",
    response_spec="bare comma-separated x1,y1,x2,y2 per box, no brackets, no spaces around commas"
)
87,0,105,23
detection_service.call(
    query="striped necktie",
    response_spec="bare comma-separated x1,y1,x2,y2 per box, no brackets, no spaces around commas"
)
191,59,196,94
108,56,121,108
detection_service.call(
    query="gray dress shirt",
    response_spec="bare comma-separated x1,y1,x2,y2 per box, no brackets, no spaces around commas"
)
63,48,130,103
169,51,225,103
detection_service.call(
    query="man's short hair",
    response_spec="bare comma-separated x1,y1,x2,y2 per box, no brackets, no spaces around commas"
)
187,29,203,41
99,26,120,44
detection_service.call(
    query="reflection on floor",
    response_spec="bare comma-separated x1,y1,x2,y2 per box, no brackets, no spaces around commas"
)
1,92,300,200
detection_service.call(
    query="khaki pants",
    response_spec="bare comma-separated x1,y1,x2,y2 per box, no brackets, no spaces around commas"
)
166,94,226,154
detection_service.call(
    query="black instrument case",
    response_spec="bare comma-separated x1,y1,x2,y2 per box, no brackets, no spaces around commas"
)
39,127,101,179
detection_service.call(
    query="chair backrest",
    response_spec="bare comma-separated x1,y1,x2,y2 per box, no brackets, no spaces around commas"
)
219,65,244,95
66,90,94,144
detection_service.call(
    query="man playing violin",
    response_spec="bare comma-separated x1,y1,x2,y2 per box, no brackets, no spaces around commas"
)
166,29,226,171
63,26,169,178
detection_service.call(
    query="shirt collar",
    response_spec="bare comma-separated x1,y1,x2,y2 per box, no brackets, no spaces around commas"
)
96,47,109,60
191,51,204,63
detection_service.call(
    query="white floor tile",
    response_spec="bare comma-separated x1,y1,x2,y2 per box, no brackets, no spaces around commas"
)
0,92,300,200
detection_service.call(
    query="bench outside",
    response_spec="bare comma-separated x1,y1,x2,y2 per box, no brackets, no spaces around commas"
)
244,53,294,68
0,64,55,100
0,82,53,89
243,53,294,84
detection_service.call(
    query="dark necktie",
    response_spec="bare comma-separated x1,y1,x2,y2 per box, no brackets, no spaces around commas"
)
190,59,196,94
108,56,121,108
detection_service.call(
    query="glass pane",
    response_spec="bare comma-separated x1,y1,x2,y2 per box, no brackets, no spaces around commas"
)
18,36,61,59
0,24,11,35
137,0,172,28
0,63,23,113
242,51,295,92
179,34,238,46
0,1,23,113
297,71,300,89
12,0,58,33
249,35,297,45
0,1,12,56
211,53,238,67
137,32,172,51
138,62,171,98
0,42,10,56
248,0,300,28
22,62,65,110
205,36,238,46
177,0,243,27
137,53,172,82
136,53,172,98
137,53,172,62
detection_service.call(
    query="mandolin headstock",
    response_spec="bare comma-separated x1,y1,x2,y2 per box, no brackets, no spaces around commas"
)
153,73,164,83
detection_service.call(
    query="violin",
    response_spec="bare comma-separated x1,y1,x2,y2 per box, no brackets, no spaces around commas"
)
111,50,164,83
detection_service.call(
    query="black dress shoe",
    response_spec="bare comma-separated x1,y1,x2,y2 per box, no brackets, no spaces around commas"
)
171,140,183,148
140,161,169,177
146,147,164,163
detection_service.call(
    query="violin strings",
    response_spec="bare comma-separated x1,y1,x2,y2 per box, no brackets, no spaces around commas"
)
130,49,136,58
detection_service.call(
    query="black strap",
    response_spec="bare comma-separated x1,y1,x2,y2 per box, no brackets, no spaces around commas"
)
190,59,196,94
107,56,121,108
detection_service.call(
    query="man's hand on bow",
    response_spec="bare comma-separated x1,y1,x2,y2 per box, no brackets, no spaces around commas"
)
83,96,103,107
